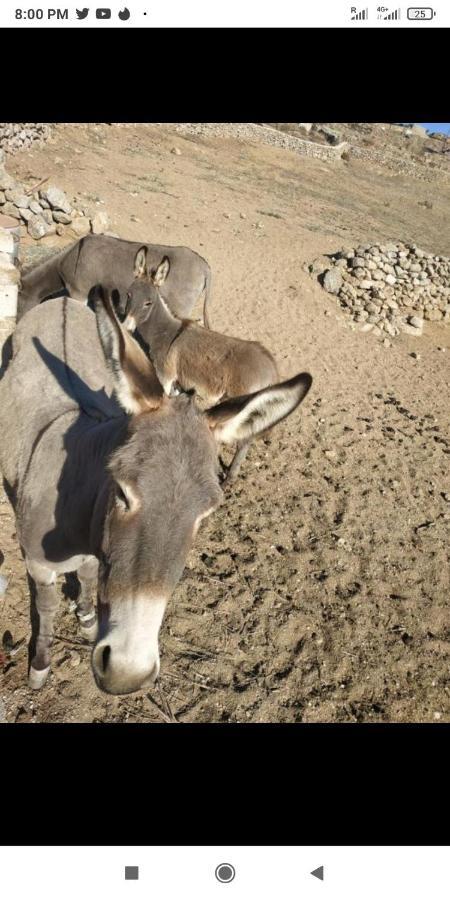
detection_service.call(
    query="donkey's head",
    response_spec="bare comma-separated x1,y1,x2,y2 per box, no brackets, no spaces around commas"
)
92,286,313,694
123,247,170,332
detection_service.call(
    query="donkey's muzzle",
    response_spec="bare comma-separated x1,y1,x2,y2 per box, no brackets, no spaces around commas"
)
92,639,160,695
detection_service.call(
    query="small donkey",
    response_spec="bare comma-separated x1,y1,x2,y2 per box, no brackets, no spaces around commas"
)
124,257,281,481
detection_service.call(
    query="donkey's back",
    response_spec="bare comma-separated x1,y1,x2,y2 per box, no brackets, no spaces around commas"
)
0,298,121,491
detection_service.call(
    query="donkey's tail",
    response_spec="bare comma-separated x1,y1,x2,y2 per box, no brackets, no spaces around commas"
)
202,266,212,329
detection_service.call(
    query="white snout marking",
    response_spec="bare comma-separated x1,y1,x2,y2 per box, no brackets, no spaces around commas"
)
124,314,136,332
106,595,167,674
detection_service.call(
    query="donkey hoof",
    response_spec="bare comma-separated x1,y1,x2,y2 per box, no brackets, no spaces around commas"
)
80,620,98,642
29,664,51,690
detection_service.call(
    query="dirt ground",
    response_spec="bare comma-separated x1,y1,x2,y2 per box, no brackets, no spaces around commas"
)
0,124,449,723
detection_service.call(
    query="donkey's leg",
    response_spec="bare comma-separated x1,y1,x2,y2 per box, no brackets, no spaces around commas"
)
223,440,251,483
27,560,59,690
76,556,99,642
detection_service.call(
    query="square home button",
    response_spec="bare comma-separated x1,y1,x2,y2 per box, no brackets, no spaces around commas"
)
125,867,139,880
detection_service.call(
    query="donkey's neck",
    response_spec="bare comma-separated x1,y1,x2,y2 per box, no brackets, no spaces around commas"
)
144,293,182,367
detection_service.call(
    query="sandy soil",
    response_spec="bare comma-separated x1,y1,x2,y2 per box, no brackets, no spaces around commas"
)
0,124,449,723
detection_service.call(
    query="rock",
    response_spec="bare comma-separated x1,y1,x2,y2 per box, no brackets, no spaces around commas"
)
323,268,342,295
385,274,396,286
171,147,182,155
18,207,33,222
70,217,91,237
56,225,66,236
1,202,21,219
401,323,423,336
0,574,8,598
27,214,52,240
309,255,330,275
350,257,365,268
5,189,30,208
91,210,109,234
409,316,423,329
40,186,72,214
0,170,16,191
410,352,420,359
29,200,43,215
52,211,72,224
360,279,373,290
42,209,54,225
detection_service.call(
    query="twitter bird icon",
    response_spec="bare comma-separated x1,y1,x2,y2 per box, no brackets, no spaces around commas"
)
76,7,89,17
118,7,130,19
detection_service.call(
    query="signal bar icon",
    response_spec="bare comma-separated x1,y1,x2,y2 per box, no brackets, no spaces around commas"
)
351,6,368,19
384,7,400,17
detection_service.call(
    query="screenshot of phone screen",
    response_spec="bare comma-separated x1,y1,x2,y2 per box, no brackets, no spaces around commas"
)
0,1,447,893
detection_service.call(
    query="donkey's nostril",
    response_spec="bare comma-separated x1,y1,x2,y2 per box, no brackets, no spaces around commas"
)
101,645,111,673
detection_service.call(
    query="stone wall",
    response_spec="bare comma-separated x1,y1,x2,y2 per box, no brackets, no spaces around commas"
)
152,123,350,160
0,225,19,373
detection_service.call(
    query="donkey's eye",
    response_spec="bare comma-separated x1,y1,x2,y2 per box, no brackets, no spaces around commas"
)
144,299,152,308
115,484,130,511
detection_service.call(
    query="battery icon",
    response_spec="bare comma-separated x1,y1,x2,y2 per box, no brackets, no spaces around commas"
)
407,7,436,18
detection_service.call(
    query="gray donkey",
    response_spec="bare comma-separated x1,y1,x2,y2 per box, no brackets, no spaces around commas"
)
17,234,212,326
0,292,312,695
124,257,281,481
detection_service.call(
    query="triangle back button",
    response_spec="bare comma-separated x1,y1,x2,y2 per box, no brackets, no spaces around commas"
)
311,866,324,881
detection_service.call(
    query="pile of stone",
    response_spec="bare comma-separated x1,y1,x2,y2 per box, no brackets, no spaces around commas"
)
313,242,450,340
0,154,108,241
0,123,53,155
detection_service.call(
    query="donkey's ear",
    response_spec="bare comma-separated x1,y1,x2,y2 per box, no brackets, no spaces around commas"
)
205,373,312,444
152,256,170,286
134,246,147,278
93,285,163,415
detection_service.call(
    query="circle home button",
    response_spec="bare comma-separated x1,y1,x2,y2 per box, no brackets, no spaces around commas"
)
215,863,236,883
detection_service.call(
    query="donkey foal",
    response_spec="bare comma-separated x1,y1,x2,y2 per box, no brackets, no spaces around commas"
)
124,258,280,480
